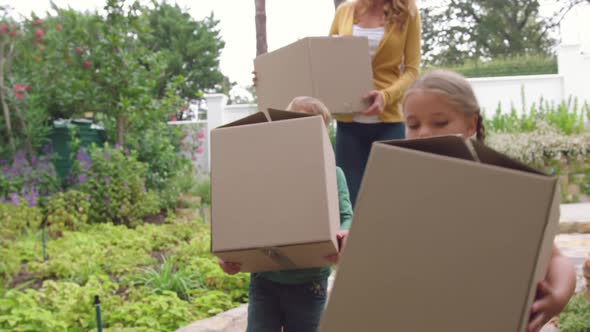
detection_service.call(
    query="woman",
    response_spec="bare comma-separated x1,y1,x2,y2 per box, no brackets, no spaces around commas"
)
329,0,421,207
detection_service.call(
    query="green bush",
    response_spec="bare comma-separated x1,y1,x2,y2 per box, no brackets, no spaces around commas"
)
558,293,590,332
1,221,249,331
131,257,204,301
484,97,590,135
44,190,90,236
0,202,42,240
71,145,159,226
427,54,557,78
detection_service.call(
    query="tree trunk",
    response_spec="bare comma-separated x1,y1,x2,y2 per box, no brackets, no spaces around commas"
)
0,40,15,152
255,0,267,56
333,0,346,9
116,115,127,147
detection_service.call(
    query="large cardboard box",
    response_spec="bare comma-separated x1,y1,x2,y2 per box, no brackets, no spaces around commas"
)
254,36,374,115
320,136,560,332
210,109,339,273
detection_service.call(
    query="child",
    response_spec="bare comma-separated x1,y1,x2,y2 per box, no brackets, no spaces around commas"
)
401,70,576,332
218,96,353,332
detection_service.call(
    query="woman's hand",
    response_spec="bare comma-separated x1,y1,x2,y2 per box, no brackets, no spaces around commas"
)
325,230,350,264
218,258,242,275
361,90,384,116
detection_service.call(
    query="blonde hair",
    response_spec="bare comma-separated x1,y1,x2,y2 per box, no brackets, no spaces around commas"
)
403,70,486,141
286,96,332,128
354,0,417,30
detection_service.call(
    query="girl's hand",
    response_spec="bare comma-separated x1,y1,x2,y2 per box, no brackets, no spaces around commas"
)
218,258,242,275
361,90,384,116
325,230,349,264
252,70,258,87
527,281,566,332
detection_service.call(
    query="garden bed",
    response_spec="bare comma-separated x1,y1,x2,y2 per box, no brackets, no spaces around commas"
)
0,218,248,331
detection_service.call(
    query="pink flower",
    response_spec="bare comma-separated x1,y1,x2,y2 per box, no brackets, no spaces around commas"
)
197,131,205,139
82,60,92,69
0,24,7,34
9,30,17,38
196,148,203,154
15,92,24,100
35,28,44,40
33,19,42,26
56,24,62,32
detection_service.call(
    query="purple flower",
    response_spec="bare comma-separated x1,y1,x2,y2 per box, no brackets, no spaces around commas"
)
9,193,19,205
77,174,87,184
104,176,110,184
0,159,7,166
114,143,121,150
26,194,37,207
30,155,38,167
76,148,92,171
41,144,52,155
0,196,6,203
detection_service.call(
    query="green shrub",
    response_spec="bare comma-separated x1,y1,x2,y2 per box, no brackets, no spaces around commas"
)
131,257,204,301
0,202,42,240
558,293,590,332
192,177,211,205
427,54,557,78
44,190,90,236
484,97,589,135
71,145,159,226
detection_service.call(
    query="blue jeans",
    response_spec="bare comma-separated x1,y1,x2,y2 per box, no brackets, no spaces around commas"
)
335,121,405,208
246,274,328,332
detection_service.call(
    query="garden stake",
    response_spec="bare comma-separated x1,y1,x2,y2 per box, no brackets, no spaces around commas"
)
94,295,103,332
41,223,47,261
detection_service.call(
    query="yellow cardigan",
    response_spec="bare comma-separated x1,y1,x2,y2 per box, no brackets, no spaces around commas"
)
329,2,421,123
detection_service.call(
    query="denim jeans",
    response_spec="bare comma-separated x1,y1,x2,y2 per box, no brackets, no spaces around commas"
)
335,121,405,208
246,273,328,332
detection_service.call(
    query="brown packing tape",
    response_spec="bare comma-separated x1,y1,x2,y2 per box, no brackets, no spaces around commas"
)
259,247,298,270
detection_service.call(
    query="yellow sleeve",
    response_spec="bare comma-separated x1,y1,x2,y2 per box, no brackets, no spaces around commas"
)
329,2,346,35
380,12,422,108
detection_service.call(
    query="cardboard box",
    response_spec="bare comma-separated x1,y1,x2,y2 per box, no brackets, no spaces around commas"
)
210,109,340,273
320,135,560,332
254,36,374,115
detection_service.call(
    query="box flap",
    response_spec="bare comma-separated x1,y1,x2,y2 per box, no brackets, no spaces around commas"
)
217,111,269,129
380,135,477,161
266,108,314,122
470,139,544,175
382,135,547,176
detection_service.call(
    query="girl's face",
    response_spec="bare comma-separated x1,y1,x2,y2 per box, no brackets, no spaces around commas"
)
403,91,477,140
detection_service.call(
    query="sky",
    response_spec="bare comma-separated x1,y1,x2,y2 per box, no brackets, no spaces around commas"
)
2,0,589,89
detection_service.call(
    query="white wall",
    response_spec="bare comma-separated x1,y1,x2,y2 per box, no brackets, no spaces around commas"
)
468,74,565,116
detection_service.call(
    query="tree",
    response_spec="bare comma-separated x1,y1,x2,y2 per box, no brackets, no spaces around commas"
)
142,3,225,100
422,0,556,66
333,0,346,9
255,0,267,56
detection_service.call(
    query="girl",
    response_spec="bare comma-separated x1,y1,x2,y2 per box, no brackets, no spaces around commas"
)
218,96,352,332
329,0,421,207
401,70,576,332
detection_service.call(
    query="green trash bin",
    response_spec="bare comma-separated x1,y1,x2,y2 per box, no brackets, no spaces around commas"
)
48,119,106,182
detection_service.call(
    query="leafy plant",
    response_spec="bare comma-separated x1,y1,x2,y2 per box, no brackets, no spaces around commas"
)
132,257,204,301
0,149,59,206
44,189,90,236
0,202,42,240
426,54,557,78
558,293,590,332
71,144,159,226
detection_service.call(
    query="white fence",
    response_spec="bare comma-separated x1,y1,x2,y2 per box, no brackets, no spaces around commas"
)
179,43,590,173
